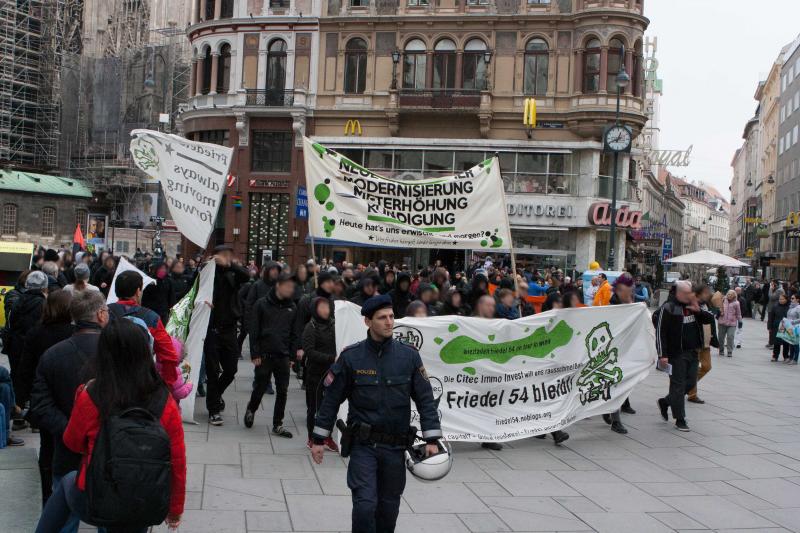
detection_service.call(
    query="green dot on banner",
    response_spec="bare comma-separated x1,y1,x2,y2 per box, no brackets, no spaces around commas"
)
462,367,476,375
480,240,488,246
434,337,443,345
488,334,495,341
325,202,334,211
448,324,458,333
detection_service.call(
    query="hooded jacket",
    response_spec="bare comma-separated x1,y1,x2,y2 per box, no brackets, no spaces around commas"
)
467,274,489,308
389,272,413,319
245,261,282,321
440,289,470,316
294,286,334,348
301,299,336,380
249,287,297,358
350,276,379,306
652,293,714,358
5,290,45,358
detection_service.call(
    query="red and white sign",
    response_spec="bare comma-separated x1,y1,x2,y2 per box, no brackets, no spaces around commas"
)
227,174,236,188
588,202,643,230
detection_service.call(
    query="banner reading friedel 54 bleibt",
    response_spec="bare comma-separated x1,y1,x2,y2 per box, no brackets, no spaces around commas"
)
130,129,233,248
336,301,656,442
303,137,511,250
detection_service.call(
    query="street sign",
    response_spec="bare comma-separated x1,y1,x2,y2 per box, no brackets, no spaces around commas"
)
296,186,308,219
661,237,673,262
746,248,754,258
788,229,800,239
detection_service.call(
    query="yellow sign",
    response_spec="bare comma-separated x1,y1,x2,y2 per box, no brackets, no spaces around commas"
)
344,119,362,136
0,241,34,255
744,217,764,224
746,248,754,258
523,98,537,128
787,212,800,227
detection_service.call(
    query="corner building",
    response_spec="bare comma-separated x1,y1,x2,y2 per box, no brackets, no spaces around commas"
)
181,0,649,270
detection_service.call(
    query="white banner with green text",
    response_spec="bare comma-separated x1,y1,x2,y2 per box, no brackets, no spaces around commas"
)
335,301,656,442
303,137,512,250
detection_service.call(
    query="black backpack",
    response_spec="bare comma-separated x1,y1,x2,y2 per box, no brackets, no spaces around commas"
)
85,385,172,527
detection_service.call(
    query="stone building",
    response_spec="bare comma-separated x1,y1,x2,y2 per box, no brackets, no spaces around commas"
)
0,170,93,248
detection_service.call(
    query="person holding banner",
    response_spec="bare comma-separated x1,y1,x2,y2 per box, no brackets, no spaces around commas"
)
310,295,441,533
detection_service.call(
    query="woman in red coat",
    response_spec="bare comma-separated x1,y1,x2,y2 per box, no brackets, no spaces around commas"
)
35,319,186,533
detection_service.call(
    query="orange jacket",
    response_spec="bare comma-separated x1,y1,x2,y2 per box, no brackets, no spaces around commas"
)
593,281,612,306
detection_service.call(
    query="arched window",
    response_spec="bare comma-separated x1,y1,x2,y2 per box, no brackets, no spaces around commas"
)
220,0,234,18
2,204,17,236
344,38,368,94
433,38,456,90
201,46,212,94
266,39,287,92
75,209,87,230
204,0,215,20
462,39,487,91
607,38,625,92
402,39,427,90
524,38,549,96
583,38,601,93
41,207,55,236
217,43,232,93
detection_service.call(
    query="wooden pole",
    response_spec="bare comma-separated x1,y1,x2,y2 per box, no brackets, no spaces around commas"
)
310,232,319,289
494,151,523,317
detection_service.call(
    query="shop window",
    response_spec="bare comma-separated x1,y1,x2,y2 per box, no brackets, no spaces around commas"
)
2,203,17,235
252,131,293,172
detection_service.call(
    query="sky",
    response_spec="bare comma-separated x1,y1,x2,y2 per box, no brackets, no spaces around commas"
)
644,0,800,199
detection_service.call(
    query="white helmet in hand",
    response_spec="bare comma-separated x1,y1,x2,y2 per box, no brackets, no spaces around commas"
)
404,438,453,481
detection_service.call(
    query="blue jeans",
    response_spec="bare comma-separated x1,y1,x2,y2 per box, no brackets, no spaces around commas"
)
36,472,147,533
792,344,799,362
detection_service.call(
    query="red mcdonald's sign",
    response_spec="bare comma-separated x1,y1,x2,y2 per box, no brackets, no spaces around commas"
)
588,202,643,230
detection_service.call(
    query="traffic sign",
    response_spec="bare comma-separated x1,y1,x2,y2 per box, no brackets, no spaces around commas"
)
296,186,308,219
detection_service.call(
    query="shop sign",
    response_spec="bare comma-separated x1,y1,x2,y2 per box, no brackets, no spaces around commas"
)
588,202,643,230
249,179,290,189
662,237,673,262
296,186,308,219
788,229,800,239
643,146,693,167
507,203,574,219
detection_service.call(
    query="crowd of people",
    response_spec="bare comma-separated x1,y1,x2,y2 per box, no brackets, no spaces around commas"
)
0,244,785,531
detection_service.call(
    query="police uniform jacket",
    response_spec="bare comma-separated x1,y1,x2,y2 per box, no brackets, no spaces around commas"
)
312,335,442,445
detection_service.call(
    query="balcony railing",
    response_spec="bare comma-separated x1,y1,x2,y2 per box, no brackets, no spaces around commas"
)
398,89,482,109
245,89,294,107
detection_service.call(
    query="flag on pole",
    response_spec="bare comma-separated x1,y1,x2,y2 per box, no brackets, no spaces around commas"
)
226,174,236,188
72,224,86,256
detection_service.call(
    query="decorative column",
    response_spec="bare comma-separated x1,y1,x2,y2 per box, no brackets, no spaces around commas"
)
190,0,198,25
199,0,207,20
574,50,584,94
214,0,222,20
189,57,197,96
599,46,608,93
547,49,557,95
624,49,634,95
195,59,204,95
209,52,220,95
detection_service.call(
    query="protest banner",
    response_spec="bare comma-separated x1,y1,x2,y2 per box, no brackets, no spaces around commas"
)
303,137,512,250
335,301,656,442
129,129,234,248
106,257,155,304
166,261,216,423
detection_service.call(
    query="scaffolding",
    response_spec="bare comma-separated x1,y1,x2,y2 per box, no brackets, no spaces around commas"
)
0,0,82,171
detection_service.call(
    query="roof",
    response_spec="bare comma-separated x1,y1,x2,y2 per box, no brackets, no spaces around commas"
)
0,170,93,198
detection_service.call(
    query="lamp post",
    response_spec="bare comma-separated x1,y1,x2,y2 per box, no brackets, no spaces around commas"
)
607,48,631,270
483,47,493,90
391,49,401,90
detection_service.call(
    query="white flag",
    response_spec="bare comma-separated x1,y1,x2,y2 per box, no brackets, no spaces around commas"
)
106,257,156,304
303,137,512,250
129,129,233,248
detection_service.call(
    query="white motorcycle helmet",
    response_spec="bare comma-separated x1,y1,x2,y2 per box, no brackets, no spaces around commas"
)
404,438,453,481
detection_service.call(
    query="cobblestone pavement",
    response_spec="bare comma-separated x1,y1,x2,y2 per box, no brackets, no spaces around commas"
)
5,316,800,532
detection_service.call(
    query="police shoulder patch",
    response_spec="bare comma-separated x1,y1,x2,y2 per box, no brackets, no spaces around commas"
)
418,366,429,381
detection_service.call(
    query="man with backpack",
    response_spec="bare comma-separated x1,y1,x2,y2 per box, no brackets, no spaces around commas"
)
107,271,179,391
29,290,109,533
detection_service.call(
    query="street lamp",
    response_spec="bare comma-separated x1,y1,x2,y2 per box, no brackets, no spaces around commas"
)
390,49,401,90
607,47,630,270
483,48,493,90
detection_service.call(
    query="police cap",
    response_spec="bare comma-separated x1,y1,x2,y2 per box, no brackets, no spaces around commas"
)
361,294,393,318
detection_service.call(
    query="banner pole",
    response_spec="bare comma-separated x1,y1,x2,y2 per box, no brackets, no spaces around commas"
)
494,151,523,317
310,232,319,289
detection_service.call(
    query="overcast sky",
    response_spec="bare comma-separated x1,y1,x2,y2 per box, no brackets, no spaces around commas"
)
644,0,799,198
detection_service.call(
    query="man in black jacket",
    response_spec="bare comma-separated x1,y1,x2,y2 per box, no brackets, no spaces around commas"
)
294,271,337,359
654,281,714,432
205,246,251,426
29,290,108,531
245,272,297,437
388,271,412,319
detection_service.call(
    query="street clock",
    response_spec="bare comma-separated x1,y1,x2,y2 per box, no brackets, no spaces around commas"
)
603,125,633,153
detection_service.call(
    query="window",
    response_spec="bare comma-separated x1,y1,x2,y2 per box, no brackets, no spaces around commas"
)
252,131,293,172
407,0,429,5
270,0,289,7
607,38,625,92
41,207,56,236
583,38,601,93
266,39,287,92
196,129,230,146
217,44,231,93
247,193,290,263
201,47,212,94
795,91,799,112
432,38,456,90
344,38,367,94
204,0,214,20
462,39,487,91
794,125,799,146
780,137,785,155
350,0,369,7
466,0,489,5
527,0,551,3
523,38,549,96
220,0,234,17
75,209,87,230
2,204,17,235
402,39,427,90
782,106,787,123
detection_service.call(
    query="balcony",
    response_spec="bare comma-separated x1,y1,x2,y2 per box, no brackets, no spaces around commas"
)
398,89,482,110
245,89,294,107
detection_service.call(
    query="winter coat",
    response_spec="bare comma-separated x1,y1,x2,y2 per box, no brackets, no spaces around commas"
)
495,303,519,320
302,316,336,380
389,272,413,319
18,321,74,406
171,272,193,301
210,264,251,330
718,298,742,327
294,287,334,348
5,290,45,359
772,302,790,330
142,277,176,325
250,288,297,358
593,281,612,306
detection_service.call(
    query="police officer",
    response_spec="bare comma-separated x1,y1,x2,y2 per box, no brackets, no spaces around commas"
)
310,294,442,533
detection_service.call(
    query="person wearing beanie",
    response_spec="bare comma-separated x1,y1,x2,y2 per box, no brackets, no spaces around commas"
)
64,264,100,294
293,270,337,382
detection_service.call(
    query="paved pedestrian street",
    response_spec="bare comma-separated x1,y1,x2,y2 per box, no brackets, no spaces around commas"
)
6,316,800,533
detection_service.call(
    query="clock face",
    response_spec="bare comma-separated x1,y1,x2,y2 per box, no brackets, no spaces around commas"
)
605,126,632,152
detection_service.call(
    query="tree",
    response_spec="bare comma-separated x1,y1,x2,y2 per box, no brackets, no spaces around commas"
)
714,266,729,293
